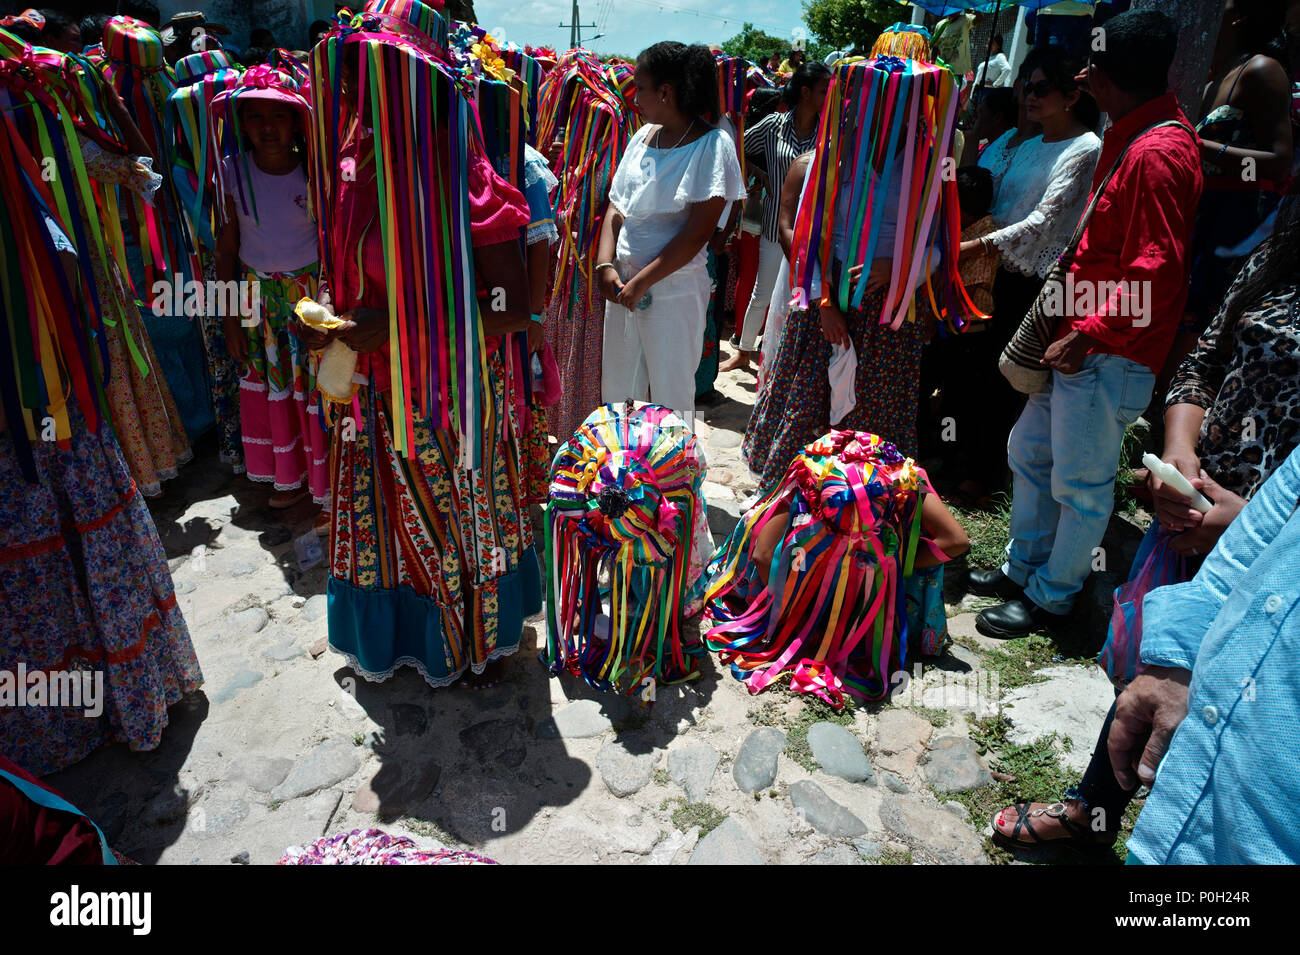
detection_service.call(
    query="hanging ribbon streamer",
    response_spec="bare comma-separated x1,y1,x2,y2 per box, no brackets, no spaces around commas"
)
100,16,202,304
544,403,707,695
166,51,243,250
702,430,936,708
536,50,639,309
309,10,480,463
0,29,124,480
789,27,986,335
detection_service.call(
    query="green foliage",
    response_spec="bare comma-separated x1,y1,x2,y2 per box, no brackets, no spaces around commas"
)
951,494,1014,571
802,0,908,53
664,799,727,836
873,845,913,865
721,22,790,65
783,696,858,772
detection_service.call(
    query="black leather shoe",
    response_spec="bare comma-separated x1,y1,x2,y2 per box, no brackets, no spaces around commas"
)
967,567,1024,601
975,599,1068,639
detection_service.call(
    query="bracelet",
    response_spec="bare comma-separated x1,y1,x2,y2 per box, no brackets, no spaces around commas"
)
594,262,616,273
1214,141,1229,158
529,313,544,325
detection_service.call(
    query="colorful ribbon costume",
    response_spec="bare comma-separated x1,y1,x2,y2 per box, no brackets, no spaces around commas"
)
703,430,945,708
544,403,708,695
789,25,986,334
308,7,483,463
0,30,118,478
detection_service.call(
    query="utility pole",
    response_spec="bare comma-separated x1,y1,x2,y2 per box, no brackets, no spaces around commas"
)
1133,0,1224,120
560,1,599,49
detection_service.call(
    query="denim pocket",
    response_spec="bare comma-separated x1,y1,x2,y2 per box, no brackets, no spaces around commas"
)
1118,361,1155,422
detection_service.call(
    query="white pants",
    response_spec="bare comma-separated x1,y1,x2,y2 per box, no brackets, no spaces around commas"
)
602,263,711,430
737,235,784,351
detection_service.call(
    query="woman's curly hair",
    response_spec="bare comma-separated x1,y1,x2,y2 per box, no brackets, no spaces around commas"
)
636,41,720,122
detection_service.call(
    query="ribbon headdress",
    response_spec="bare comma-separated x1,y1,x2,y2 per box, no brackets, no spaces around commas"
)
537,50,639,307
544,403,708,695
789,23,986,333
100,16,202,301
309,2,484,463
0,30,122,479
703,430,940,708
166,50,243,249
211,64,313,226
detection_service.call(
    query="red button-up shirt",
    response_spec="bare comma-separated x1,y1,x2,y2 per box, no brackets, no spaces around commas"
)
1053,92,1203,372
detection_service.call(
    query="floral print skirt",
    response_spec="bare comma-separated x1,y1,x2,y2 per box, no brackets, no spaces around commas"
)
238,267,330,504
544,278,605,449
326,353,542,688
744,291,923,494
101,261,193,498
0,398,202,775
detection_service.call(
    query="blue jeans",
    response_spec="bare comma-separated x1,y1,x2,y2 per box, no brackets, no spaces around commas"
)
1002,353,1154,614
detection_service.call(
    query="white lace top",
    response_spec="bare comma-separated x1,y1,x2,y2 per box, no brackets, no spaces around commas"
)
609,123,747,274
977,128,1019,201
985,131,1101,278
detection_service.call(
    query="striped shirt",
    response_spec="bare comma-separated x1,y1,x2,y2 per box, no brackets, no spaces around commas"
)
744,109,817,242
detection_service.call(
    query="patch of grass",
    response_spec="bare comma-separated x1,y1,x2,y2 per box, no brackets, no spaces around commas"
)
782,697,858,772
939,714,1129,865
978,632,1082,692
662,799,726,836
401,816,452,842
907,705,951,728
747,699,783,726
874,846,913,865
652,769,671,787
951,496,1013,570
352,732,364,746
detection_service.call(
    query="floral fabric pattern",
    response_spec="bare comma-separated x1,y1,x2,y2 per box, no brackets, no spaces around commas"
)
744,289,924,494
0,400,202,775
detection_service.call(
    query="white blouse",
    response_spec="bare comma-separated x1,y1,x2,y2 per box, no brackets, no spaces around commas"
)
985,131,1101,278
609,123,747,274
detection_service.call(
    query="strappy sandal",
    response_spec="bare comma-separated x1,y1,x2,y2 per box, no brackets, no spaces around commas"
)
991,801,1118,850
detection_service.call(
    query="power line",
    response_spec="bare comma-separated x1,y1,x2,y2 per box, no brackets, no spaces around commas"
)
617,0,801,39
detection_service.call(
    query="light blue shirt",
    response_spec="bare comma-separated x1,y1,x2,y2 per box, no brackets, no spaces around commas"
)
1130,445,1300,864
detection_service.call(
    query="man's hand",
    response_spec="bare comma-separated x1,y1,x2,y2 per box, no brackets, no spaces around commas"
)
1151,446,1202,531
1170,471,1244,557
1041,328,1097,374
1109,665,1192,790
847,258,891,294
527,321,544,354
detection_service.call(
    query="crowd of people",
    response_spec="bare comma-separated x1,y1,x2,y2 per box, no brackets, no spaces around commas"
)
1,0,1298,866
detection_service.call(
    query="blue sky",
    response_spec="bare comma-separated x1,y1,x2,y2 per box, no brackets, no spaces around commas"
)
470,0,812,58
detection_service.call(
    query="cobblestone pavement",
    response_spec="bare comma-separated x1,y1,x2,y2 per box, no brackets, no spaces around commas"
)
44,352,1116,865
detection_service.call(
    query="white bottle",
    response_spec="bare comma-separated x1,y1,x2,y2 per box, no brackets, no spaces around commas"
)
1142,453,1213,513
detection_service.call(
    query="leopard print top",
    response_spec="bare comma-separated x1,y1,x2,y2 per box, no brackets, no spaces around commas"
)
1167,251,1300,499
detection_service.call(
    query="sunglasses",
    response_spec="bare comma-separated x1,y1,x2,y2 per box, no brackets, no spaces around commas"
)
1024,79,1057,98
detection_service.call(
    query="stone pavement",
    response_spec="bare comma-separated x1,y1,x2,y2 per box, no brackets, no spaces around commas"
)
43,355,1115,865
